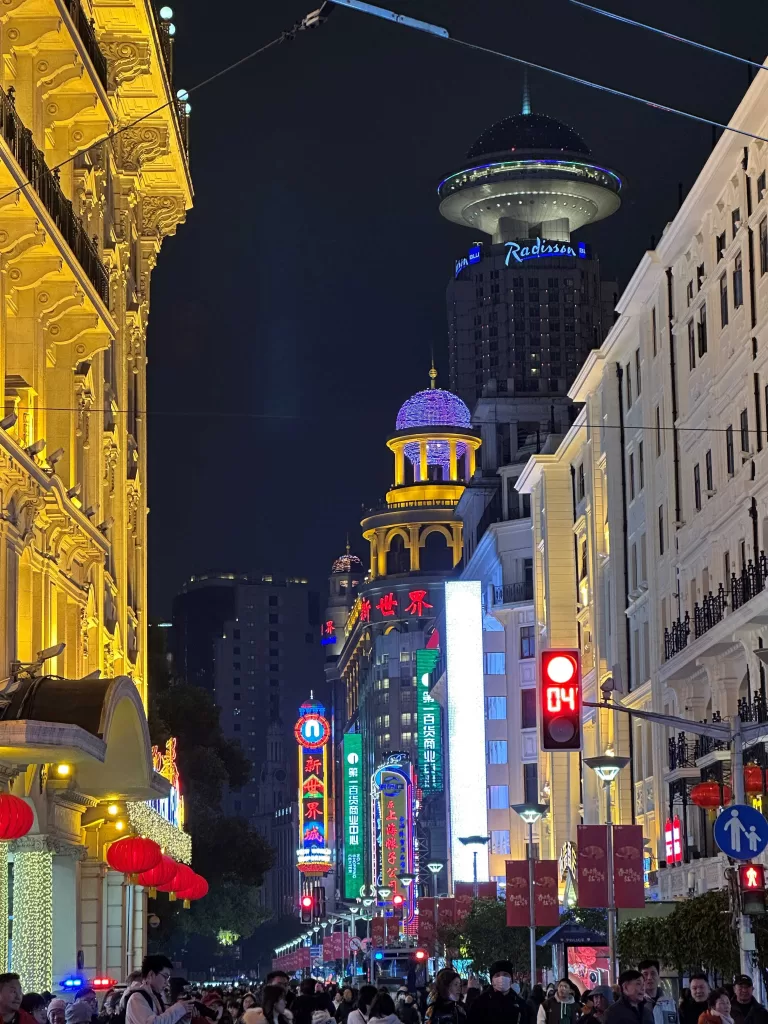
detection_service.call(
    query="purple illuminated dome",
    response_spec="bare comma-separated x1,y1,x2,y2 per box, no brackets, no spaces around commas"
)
396,388,471,432
332,552,364,574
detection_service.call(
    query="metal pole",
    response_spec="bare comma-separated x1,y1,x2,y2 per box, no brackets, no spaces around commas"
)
732,714,754,977
473,850,478,898
528,820,536,986
605,780,616,986
433,875,439,971
366,915,372,983
340,917,346,981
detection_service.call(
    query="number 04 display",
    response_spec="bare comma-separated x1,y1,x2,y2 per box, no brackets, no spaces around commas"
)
540,650,582,751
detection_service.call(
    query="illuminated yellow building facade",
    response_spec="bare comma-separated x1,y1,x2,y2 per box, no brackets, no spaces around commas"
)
0,0,191,991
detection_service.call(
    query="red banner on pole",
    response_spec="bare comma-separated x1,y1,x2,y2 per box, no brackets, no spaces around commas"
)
455,881,497,901
577,824,609,908
505,860,530,927
418,897,436,945
386,915,400,942
534,860,560,926
371,916,386,946
613,824,645,908
437,897,455,927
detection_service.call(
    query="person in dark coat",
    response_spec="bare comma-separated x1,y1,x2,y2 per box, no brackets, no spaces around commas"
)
578,987,613,1024
730,977,768,1024
426,970,466,1024
605,972,653,1024
468,961,529,1024
336,992,356,1024
679,976,710,1024
537,982,579,1024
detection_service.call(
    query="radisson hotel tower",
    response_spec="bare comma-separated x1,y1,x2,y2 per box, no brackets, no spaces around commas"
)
440,99,624,407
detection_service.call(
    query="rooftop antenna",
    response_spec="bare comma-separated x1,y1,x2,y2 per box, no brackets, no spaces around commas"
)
429,350,437,389
345,532,351,555
522,71,531,114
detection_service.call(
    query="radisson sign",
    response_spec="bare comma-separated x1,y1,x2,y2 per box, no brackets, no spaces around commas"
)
505,237,588,265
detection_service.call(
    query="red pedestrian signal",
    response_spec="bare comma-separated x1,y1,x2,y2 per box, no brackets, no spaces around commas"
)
414,949,427,961
300,893,314,923
392,894,404,906
739,863,766,915
541,650,581,751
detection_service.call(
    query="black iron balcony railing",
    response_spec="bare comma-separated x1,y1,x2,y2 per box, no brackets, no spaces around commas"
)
693,585,727,638
664,612,690,660
731,553,768,611
668,733,698,772
364,497,459,514
493,581,534,605
65,0,108,92
0,88,109,305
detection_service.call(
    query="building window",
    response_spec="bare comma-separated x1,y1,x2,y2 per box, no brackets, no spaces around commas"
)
733,207,741,238
733,252,744,308
697,304,707,357
269,595,278,606
488,785,509,809
726,425,735,476
655,406,662,456
484,652,506,674
486,696,507,720
638,441,644,491
269,631,278,642
487,741,508,764
651,308,657,356
635,348,641,395
717,231,726,262
523,763,539,804
658,504,665,556
761,218,768,275
490,830,511,856
520,625,535,659
629,451,635,500
741,408,750,452
686,280,693,307
577,463,585,500
521,688,537,729
687,319,695,370
625,363,632,407
720,273,729,327
400,712,413,728
401,731,413,745
697,263,705,290
694,464,701,511
705,449,713,493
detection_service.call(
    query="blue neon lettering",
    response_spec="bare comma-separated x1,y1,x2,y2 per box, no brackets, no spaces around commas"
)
504,237,578,265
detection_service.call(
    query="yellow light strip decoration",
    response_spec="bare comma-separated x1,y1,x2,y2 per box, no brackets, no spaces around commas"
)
11,850,53,991
0,843,7,970
125,802,192,864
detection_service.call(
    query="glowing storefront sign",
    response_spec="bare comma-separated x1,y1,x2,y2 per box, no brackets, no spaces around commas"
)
343,733,365,898
504,237,588,266
149,737,184,828
445,581,488,884
296,700,331,874
415,648,442,794
372,757,416,923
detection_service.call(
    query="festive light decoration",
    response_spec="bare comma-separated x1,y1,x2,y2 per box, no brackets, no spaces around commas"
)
0,843,7,971
403,439,468,471
106,836,162,880
445,581,489,884
138,854,177,896
167,862,196,901
11,850,53,992
690,781,732,808
125,802,192,863
395,388,471,431
175,872,208,908
0,794,34,840
332,553,364,574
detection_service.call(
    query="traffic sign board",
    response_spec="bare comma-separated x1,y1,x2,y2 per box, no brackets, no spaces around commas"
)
714,803,768,860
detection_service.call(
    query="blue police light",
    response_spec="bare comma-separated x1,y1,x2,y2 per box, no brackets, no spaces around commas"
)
374,952,384,960
62,977,84,989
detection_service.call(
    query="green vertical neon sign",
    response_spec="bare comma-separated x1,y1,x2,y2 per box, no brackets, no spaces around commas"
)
416,648,443,794
343,732,365,898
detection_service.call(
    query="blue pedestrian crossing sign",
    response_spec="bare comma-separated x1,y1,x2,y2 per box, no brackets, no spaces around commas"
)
714,803,768,860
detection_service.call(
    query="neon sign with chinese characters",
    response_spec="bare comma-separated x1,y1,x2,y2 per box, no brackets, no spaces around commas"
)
320,619,336,646
296,700,331,874
372,756,416,924
149,737,184,828
343,733,365,898
415,648,443,794
504,237,588,265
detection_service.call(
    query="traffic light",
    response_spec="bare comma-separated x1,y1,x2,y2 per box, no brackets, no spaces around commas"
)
392,893,404,920
300,893,314,923
413,949,427,962
739,863,766,915
313,885,326,920
540,649,581,751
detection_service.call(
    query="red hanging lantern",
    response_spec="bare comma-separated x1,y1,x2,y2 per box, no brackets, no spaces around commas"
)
106,836,162,882
690,781,732,808
0,794,33,840
175,873,209,908
137,854,177,898
167,862,196,902
745,765,763,794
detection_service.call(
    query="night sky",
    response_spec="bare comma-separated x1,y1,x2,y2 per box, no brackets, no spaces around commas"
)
146,0,768,617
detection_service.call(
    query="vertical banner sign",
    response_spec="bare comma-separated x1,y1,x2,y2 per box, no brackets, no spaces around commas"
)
416,648,443,793
455,881,497,901
372,757,416,923
343,733,365,898
295,699,332,874
386,916,400,942
437,897,455,928
613,824,645,908
577,825,609,908
534,860,560,926
505,861,531,927
418,897,436,946
371,916,386,947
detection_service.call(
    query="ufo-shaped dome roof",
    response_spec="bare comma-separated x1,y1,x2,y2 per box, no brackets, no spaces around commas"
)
467,112,590,160
332,552,364,574
396,388,471,431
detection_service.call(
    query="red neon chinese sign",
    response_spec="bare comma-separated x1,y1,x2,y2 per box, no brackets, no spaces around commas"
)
406,590,433,616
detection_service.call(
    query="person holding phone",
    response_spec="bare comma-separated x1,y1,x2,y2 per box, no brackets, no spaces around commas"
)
125,956,195,1024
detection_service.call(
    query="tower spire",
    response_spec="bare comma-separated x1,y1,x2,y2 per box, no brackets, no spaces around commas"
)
429,353,437,389
345,532,350,555
522,71,531,115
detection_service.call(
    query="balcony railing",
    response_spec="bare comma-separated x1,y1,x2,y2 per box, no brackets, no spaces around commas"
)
65,0,108,92
664,553,768,662
0,88,109,305
364,497,459,514
668,733,698,772
493,581,534,605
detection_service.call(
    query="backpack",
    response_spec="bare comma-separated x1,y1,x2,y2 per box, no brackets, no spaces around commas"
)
115,988,155,1024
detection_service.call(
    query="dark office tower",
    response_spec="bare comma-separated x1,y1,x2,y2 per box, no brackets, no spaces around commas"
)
171,573,324,823
439,104,623,406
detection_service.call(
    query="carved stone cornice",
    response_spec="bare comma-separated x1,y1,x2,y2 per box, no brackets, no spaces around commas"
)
100,35,151,90
12,834,88,859
115,124,169,173
141,193,186,238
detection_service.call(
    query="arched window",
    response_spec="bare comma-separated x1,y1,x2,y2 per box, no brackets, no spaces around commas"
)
386,534,410,575
421,530,453,571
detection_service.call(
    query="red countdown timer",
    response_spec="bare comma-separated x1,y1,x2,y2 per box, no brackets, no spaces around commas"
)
540,649,581,751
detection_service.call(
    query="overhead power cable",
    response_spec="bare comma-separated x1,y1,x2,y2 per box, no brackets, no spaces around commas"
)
569,0,768,74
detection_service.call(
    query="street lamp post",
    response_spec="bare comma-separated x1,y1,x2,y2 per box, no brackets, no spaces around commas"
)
362,898,376,982
458,835,490,897
397,874,416,947
426,862,443,969
511,803,548,988
583,752,629,986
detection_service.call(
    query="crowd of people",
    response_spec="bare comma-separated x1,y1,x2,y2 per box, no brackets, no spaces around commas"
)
0,956,766,1024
